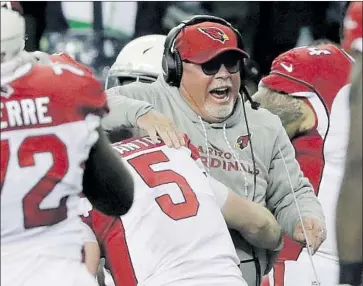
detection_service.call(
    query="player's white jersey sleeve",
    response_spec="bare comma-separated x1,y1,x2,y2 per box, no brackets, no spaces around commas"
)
315,84,351,258
207,175,229,209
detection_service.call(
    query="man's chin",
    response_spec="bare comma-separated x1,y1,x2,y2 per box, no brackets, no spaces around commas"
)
204,106,234,123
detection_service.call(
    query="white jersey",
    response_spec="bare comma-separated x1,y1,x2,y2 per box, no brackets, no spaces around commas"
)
82,136,246,286
287,64,352,262
310,83,351,260
296,49,354,261
1,53,108,263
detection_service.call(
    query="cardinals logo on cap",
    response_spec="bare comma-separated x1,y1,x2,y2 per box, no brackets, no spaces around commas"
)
235,134,250,150
197,27,229,43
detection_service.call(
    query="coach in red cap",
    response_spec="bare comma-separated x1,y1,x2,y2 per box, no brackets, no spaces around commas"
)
103,16,325,286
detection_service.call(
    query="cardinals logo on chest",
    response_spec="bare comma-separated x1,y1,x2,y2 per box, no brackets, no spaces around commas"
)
197,27,229,43
235,134,251,150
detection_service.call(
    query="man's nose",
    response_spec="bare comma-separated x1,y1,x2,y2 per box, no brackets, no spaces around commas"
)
215,64,231,78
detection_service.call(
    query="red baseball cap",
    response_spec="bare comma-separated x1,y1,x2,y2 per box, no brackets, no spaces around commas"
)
342,1,362,53
260,44,352,111
175,21,249,64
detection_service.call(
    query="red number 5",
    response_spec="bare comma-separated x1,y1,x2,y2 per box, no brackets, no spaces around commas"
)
128,150,199,220
1,135,69,229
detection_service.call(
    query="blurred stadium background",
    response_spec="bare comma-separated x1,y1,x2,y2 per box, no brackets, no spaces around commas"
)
21,1,349,86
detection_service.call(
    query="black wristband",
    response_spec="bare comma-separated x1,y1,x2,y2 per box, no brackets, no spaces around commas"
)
339,261,363,286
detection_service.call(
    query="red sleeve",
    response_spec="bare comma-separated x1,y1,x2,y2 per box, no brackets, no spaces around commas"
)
75,77,109,118
49,53,109,117
51,61,110,120
292,129,324,195
81,207,116,246
80,202,137,284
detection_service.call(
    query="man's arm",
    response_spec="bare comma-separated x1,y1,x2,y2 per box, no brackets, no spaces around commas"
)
266,120,326,243
82,223,101,276
336,54,362,286
222,189,283,251
102,85,154,131
103,84,185,148
82,126,134,216
185,137,283,250
79,198,102,276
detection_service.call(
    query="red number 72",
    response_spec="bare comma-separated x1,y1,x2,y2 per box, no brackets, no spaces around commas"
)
127,150,199,221
1,135,69,229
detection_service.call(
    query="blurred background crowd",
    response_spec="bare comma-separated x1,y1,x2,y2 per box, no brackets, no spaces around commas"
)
20,1,349,87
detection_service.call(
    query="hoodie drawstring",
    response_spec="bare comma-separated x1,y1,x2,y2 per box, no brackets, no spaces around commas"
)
198,115,211,175
223,123,249,197
198,115,249,197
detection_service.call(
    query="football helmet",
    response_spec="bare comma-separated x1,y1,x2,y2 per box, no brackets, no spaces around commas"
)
105,34,166,89
1,2,25,62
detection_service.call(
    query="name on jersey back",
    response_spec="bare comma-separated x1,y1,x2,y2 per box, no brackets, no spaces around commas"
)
1,96,51,129
112,136,165,157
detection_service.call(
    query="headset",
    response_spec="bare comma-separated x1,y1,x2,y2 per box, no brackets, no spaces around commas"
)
163,15,261,285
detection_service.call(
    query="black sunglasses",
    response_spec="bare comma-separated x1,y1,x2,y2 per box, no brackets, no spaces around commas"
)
185,53,243,76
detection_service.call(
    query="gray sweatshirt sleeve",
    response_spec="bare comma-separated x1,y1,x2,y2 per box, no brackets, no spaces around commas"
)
102,86,154,131
266,121,325,237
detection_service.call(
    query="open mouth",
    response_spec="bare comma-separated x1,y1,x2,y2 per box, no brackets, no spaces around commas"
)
209,87,231,100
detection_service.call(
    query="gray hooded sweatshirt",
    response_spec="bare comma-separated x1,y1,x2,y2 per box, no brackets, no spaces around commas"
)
102,76,325,286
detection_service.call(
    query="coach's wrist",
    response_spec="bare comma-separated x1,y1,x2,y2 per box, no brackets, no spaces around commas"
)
134,105,154,127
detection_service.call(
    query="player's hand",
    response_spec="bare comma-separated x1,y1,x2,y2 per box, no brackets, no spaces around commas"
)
136,110,186,148
293,217,326,255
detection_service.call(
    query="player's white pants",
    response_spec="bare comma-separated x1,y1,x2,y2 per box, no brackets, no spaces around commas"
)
268,250,339,286
1,255,97,286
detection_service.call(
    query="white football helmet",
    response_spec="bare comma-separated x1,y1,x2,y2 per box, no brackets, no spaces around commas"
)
1,3,25,62
105,34,166,89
